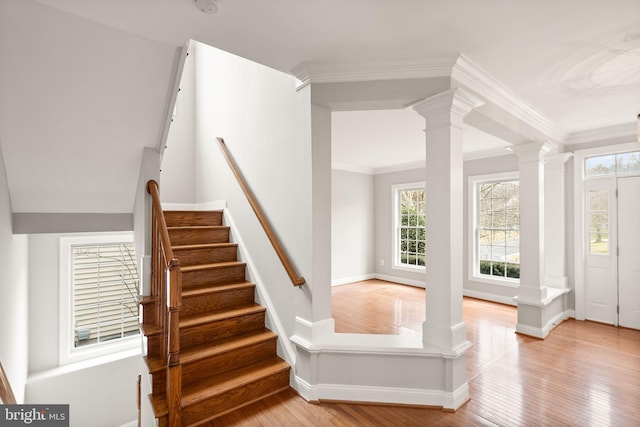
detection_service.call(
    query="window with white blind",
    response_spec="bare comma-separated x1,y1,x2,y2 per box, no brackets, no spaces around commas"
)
59,233,140,364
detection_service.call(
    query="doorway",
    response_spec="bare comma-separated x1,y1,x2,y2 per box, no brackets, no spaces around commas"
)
584,175,640,329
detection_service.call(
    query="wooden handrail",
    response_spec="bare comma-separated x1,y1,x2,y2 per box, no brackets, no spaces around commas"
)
146,179,182,427
0,361,16,404
147,180,175,264
216,137,305,287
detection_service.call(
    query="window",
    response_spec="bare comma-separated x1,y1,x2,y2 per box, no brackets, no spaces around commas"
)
60,234,140,364
585,150,640,177
393,182,426,270
469,173,520,285
588,189,609,255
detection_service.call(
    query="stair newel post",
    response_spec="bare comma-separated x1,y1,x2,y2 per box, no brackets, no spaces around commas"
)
167,259,182,427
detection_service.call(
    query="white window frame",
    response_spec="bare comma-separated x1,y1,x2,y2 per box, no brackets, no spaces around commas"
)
468,172,520,287
392,181,426,272
59,233,140,365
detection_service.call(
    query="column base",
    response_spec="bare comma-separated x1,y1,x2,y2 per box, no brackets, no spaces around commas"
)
422,321,470,352
514,288,571,339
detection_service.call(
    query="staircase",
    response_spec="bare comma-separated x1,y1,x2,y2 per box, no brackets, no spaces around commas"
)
141,210,291,426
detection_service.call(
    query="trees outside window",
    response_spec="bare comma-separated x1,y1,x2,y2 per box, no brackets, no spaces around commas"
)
478,179,520,279
393,183,425,270
469,173,520,284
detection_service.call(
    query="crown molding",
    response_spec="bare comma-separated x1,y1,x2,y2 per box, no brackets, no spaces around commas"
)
413,88,484,128
463,147,514,161
293,53,568,145
331,162,374,175
373,160,426,175
291,54,458,90
564,121,636,145
451,54,567,144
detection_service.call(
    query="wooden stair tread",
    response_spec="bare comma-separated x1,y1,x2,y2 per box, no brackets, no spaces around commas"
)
167,225,228,230
144,328,276,374
141,322,162,337
164,210,223,214
146,208,288,424
149,393,168,418
139,295,156,305
173,242,237,251
181,329,277,364
180,304,265,328
148,358,289,418
181,261,245,273
182,357,290,407
144,355,165,374
182,281,254,298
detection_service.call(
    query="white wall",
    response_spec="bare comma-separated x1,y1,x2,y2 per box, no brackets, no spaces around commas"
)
0,0,176,214
0,143,29,402
26,232,147,427
331,169,375,284
374,167,427,285
160,42,197,204
191,42,313,354
26,356,145,427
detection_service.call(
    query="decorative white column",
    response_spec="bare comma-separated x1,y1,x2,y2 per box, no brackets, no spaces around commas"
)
511,142,571,338
544,153,573,290
413,88,483,351
511,142,550,305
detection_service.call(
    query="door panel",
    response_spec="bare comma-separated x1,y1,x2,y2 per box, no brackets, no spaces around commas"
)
584,179,618,325
618,176,640,329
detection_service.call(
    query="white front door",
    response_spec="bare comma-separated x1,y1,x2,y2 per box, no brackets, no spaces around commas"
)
584,179,618,325
617,176,640,329
584,176,640,328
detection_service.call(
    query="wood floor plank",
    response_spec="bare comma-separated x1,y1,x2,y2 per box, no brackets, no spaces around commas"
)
208,280,640,426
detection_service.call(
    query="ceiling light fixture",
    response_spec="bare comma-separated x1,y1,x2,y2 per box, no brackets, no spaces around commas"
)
195,0,219,14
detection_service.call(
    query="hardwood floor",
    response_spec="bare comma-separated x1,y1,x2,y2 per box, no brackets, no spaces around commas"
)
208,280,640,426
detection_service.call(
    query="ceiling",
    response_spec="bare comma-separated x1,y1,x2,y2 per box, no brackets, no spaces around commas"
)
0,1,638,214
31,0,640,171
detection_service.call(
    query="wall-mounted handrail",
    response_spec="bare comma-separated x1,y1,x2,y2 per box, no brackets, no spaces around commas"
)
0,361,16,404
216,137,305,287
146,180,182,427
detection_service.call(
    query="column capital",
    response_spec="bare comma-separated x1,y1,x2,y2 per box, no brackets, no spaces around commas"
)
413,88,484,127
545,152,573,171
510,141,553,163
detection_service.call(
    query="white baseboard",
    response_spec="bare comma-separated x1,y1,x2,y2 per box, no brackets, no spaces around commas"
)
293,375,466,409
223,209,297,366
331,274,376,286
515,322,545,339
118,421,137,427
543,309,573,336
463,289,517,306
374,273,426,288
516,309,573,339
292,376,318,401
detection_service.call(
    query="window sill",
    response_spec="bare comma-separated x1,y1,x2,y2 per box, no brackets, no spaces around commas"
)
468,274,519,288
392,264,426,274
